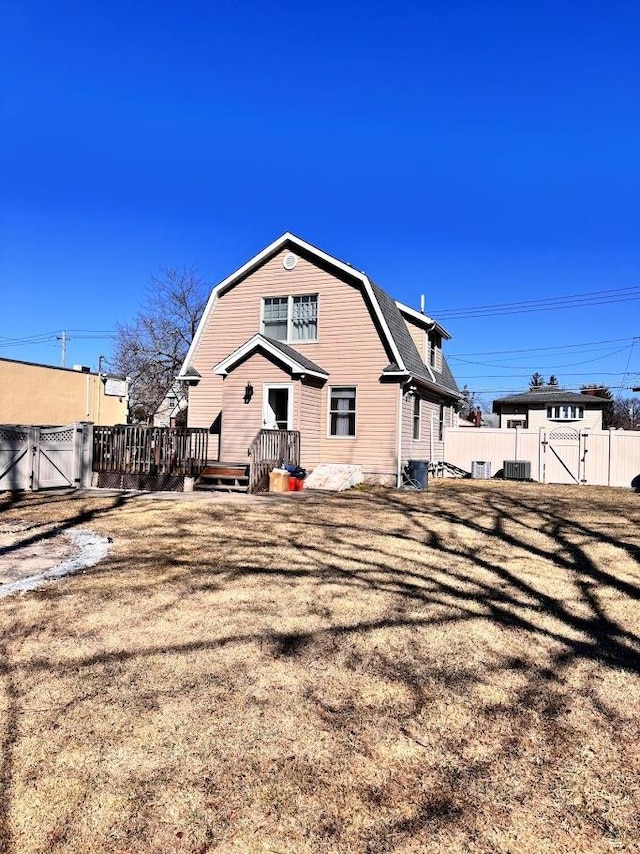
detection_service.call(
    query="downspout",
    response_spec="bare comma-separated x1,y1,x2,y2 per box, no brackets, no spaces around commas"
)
430,410,435,462
396,384,403,488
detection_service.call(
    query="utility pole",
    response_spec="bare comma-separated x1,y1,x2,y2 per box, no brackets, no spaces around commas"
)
57,331,67,367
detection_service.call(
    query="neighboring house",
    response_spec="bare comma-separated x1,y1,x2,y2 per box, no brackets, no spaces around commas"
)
492,386,605,430
153,382,188,427
179,232,461,485
0,356,129,425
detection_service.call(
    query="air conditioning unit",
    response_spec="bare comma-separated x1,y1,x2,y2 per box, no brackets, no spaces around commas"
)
471,461,491,479
503,460,531,481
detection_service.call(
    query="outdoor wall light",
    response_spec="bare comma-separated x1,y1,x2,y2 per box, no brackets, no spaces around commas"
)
243,382,254,404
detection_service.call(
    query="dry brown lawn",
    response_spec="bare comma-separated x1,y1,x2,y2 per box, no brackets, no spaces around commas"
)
0,480,639,854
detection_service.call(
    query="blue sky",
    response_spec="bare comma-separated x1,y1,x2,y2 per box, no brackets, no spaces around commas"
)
1,0,639,400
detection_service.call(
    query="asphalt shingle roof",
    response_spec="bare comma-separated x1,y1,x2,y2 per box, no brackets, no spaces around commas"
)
262,336,328,376
494,388,607,406
370,281,460,399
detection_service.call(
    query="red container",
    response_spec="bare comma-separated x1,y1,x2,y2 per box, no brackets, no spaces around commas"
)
289,477,304,492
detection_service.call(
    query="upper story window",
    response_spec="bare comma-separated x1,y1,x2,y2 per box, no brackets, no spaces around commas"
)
427,332,442,370
547,405,584,420
262,294,318,343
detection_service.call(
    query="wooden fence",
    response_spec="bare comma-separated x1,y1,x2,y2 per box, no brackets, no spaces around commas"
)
248,429,300,492
93,425,209,476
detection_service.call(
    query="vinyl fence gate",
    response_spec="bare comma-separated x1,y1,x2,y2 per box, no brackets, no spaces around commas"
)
541,427,586,485
0,423,92,492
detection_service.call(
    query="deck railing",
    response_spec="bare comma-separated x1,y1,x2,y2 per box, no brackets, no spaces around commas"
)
93,425,209,476
248,429,300,493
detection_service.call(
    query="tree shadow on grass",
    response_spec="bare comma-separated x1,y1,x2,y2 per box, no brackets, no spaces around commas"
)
0,483,639,851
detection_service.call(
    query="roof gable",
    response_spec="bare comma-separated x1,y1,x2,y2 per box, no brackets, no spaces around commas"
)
180,232,460,400
212,334,329,380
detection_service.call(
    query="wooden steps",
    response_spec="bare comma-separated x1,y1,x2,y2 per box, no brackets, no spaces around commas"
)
196,462,250,493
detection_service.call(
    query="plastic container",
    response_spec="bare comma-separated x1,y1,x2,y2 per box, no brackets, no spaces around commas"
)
407,459,429,490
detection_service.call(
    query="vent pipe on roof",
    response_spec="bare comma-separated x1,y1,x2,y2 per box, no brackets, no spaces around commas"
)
420,294,425,314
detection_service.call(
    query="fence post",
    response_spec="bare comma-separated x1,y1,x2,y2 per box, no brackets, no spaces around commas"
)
79,422,94,488
30,426,40,491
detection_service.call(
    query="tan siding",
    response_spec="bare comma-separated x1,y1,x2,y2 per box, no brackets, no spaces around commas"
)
299,381,322,468
399,393,452,465
401,316,444,374
188,248,400,476
527,406,602,431
498,403,603,430
405,320,426,362
219,354,290,461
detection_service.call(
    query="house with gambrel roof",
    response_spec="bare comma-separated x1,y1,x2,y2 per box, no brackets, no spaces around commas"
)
179,233,461,485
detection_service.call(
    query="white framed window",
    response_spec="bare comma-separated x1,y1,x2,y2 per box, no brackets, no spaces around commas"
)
328,386,356,437
263,297,288,341
412,396,421,440
262,294,318,343
426,332,441,369
546,405,584,420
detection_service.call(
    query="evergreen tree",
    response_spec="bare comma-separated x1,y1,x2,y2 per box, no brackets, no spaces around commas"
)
529,372,545,389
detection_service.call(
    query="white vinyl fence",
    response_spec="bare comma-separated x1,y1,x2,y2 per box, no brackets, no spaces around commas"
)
0,423,93,491
443,427,640,489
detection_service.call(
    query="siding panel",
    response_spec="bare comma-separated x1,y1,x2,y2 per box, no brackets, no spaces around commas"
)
188,249,400,476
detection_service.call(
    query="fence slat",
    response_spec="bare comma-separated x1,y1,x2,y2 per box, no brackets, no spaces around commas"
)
92,426,208,476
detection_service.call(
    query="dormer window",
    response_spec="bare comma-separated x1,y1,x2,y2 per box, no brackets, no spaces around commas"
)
262,294,318,343
427,332,442,370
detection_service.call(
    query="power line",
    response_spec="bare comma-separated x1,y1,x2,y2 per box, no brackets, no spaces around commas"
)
449,336,637,358
0,330,116,347
432,286,640,319
451,345,632,371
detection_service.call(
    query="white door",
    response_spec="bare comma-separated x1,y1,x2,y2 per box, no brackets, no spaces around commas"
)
263,385,293,430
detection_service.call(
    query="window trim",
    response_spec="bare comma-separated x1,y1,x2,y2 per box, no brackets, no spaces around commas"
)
546,404,584,421
412,395,421,441
327,385,357,439
261,293,319,344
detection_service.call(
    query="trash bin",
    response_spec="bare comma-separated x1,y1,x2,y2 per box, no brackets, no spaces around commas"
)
407,459,428,490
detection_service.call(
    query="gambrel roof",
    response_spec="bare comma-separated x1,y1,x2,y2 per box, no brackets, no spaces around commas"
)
180,232,460,400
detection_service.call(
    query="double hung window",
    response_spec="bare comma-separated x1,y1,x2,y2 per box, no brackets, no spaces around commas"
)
262,294,318,343
329,387,356,437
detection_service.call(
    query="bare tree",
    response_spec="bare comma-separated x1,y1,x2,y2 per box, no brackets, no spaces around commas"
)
580,384,615,428
611,396,640,430
458,385,487,421
111,266,209,422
